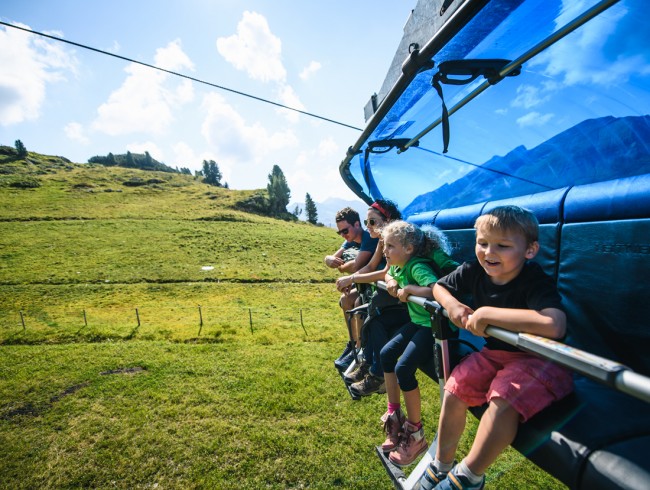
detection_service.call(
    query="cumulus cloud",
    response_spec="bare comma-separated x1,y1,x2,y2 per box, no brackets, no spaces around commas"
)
125,141,165,162
512,85,549,109
92,39,194,136
275,84,305,123
216,11,286,83
299,61,322,81
516,111,554,127
288,136,343,201
532,2,648,87
64,122,89,144
200,92,298,169
0,23,77,125
171,141,223,175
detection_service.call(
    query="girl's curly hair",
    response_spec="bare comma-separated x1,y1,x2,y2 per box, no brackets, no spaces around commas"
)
382,220,450,257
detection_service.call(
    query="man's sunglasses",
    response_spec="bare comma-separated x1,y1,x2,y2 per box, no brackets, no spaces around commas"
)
364,218,382,226
336,227,350,236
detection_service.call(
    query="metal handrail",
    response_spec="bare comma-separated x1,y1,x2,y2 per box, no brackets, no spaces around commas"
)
375,281,650,404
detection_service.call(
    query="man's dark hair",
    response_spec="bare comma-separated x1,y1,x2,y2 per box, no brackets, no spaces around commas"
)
335,207,360,225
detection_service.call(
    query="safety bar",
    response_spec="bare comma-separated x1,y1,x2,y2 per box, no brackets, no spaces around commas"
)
375,281,650,404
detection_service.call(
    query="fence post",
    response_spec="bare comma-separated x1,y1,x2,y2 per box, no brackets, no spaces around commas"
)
198,305,203,336
300,308,307,335
249,308,253,334
135,308,141,327
83,309,88,327
20,310,25,331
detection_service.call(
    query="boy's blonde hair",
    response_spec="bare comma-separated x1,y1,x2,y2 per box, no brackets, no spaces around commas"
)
382,220,450,257
474,205,539,244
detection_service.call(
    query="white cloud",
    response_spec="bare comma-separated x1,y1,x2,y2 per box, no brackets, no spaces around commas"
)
0,23,77,125
287,136,345,201
532,3,645,87
216,11,286,83
172,141,219,174
511,85,549,109
64,122,89,144
516,111,554,127
200,92,298,187
92,40,195,136
299,61,321,81
275,84,305,123
154,39,194,72
125,141,165,162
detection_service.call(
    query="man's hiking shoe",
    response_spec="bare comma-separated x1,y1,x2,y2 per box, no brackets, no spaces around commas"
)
435,466,485,490
350,373,385,396
389,421,427,467
419,461,456,490
334,342,355,371
344,361,369,383
380,409,406,452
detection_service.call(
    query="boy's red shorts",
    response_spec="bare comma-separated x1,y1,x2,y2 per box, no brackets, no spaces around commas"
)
445,348,574,422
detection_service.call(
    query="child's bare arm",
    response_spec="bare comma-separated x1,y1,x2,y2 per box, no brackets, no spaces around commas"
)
467,306,566,339
433,283,474,329
397,284,434,302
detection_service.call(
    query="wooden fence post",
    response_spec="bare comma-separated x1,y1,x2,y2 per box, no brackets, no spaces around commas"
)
198,305,203,336
300,308,307,335
20,310,25,331
249,308,253,334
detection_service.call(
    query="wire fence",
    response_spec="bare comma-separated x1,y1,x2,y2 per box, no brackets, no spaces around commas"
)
0,305,342,341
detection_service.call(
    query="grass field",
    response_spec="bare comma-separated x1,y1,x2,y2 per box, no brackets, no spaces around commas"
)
0,151,566,488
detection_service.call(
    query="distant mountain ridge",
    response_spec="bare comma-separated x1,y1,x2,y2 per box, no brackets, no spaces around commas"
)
403,115,650,216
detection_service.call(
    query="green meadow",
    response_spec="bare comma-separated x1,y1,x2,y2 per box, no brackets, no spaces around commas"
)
0,152,564,488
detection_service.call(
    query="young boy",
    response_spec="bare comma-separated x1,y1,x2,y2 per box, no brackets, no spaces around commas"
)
419,205,573,490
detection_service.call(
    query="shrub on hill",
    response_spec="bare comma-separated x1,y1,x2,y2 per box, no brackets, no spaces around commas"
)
89,151,178,173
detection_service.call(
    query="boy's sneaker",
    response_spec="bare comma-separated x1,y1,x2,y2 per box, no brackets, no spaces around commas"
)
436,467,485,490
380,409,406,452
418,461,456,490
343,361,369,383
389,421,427,467
350,373,386,396
334,342,355,371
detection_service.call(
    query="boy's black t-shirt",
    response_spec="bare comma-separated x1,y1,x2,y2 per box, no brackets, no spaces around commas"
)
437,261,564,352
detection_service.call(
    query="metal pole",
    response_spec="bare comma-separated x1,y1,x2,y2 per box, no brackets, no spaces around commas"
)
198,305,203,336
83,309,88,327
249,308,253,334
20,310,25,331
135,308,140,327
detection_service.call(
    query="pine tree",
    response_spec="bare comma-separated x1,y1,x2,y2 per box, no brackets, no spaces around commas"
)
15,139,27,158
202,160,222,186
305,193,318,224
266,165,291,216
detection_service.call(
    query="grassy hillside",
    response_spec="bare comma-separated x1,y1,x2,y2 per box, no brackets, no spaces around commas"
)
0,150,564,489
0,151,344,344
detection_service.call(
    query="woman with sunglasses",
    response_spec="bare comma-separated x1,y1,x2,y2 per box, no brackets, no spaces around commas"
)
336,199,408,396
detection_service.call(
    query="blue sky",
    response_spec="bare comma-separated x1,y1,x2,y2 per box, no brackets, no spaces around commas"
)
0,0,414,202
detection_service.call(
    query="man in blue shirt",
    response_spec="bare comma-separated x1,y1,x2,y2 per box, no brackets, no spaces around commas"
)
324,207,379,370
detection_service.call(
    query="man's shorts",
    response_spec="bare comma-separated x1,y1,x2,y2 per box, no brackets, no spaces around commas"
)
445,348,573,422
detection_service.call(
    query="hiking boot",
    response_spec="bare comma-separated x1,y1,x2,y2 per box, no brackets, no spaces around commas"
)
419,461,456,490
389,421,427,467
436,466,485,490
344,361,369,383
380,409,406,452
350,373,386,396
334,342,355,371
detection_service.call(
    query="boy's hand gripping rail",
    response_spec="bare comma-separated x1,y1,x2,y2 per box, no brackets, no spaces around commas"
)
375,281,650,404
